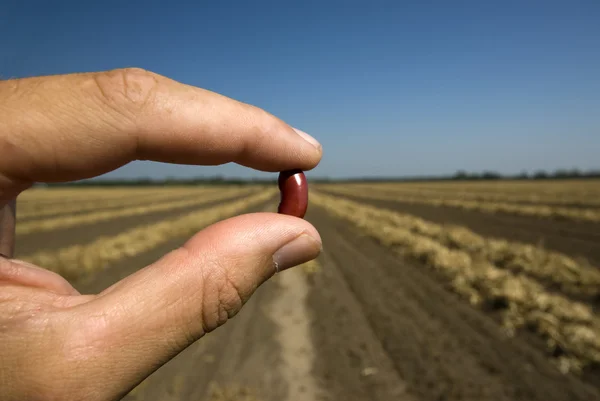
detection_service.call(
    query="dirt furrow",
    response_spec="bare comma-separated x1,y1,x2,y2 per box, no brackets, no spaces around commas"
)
308,206,600,401
304,249,415,399
17,191,212,222
321,191,600,267
15,192,250,257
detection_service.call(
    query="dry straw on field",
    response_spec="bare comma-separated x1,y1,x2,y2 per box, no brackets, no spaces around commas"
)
208,382,261,401
311,191,600,374
320,185,600,223
17,188,222,220
301,259,321,276
22,190,276,281
18,187,190,203
327,183,600,208
17,187,257,235
342,179,600,195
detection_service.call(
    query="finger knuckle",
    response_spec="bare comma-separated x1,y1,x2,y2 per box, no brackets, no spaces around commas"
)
219,272,244,318
91,67,160,115
200,259,244,333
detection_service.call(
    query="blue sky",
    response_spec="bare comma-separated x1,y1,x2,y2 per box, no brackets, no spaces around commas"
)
2,0,599,179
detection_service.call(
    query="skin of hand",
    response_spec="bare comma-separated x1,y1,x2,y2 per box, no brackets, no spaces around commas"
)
0,68,323,401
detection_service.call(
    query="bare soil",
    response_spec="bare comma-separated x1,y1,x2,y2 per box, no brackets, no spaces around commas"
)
15,199,600,400
17,192,206,223
308,206,599,401
14,193,246,257
321,191,600,267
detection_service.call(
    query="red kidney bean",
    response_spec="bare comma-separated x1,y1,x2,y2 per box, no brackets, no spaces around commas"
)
277,169,308,218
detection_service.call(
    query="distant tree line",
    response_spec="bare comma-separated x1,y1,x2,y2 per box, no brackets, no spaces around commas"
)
33,169,600,187
451,168,600,181
36,176,275,187
330,168,600,184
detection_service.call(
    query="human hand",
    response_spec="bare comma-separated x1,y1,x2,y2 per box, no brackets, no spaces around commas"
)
0,68,322,401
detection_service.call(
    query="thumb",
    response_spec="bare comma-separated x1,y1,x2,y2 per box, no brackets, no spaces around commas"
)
65,212,321,398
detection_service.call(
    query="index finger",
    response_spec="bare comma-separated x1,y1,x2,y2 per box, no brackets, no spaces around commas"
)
0,68,322,198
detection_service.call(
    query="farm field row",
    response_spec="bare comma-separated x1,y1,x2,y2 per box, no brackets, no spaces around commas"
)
311,191,600,374
306,206,599,401
12,185,600,401
16,187,229,220
17,186,216,203
318,184,600,222
340,179,600,196
15,187,256,235
19,189,275,281
319,189,600,268
323,182,600,208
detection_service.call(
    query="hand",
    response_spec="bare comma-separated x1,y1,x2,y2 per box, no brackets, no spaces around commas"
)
0,68,322,401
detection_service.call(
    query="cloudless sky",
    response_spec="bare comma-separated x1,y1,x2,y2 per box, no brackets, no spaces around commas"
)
1,0,599,180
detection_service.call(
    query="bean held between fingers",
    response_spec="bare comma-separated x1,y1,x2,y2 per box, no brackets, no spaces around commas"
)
277,170,308,218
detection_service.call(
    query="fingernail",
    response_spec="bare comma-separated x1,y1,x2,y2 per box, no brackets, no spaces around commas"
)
273,234,322,272
292,127,321,150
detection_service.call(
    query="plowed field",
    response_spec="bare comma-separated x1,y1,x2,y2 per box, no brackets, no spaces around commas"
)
13,182,600,401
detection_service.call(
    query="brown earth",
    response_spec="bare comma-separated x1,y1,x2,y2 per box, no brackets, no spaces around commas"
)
13,199,600,400
335,186,600,209
320,191,600,267
308,206,599,401
14,192,248,257
16,192,207,222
